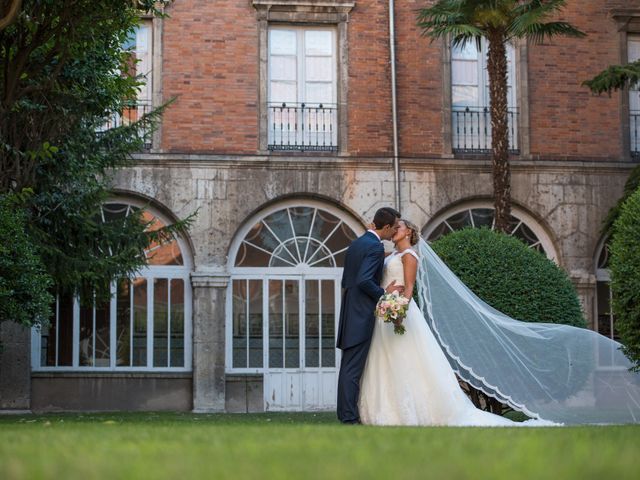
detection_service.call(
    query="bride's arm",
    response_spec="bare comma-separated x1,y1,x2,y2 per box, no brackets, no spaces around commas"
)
401,254,418,301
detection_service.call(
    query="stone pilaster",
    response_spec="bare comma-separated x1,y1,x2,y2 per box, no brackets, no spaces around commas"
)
190,268,229,413
0,321,31,411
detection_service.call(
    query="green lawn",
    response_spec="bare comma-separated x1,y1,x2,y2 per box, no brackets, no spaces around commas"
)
0,412,638,479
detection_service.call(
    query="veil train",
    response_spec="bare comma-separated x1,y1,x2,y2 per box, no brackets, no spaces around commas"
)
416,238,640,424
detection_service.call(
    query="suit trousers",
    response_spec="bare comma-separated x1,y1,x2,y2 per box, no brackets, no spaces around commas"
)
337,339,372,423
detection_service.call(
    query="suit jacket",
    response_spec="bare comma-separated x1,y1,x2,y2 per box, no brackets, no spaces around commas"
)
336,231,385,349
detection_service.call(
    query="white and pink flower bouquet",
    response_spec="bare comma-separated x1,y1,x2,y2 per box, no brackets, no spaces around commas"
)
375,291,409,335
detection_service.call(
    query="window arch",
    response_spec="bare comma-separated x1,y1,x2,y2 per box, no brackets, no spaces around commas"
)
230,201,362,271
423,201,558,261
33,199,192,372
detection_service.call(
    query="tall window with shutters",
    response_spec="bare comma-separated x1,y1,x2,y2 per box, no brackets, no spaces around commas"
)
268,26,338,152
451,39,518,153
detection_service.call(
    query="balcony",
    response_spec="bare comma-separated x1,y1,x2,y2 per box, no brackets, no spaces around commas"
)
97,100,153,151
452,106,519,154
268,102,338,152
631,110,640,159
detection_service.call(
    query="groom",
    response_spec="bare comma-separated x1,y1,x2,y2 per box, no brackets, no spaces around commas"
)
336,206,402,424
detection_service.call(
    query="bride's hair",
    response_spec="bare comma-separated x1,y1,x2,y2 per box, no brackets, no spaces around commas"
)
401,220,420,246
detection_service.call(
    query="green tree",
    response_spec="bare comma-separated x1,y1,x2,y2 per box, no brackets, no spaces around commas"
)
583,60,640,233
0,0,193,324
0,191,53,326
417,0,584,232
610,188,640,371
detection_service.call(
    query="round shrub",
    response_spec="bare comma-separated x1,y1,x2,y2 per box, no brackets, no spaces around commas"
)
610,187,640,371
430,227,585,327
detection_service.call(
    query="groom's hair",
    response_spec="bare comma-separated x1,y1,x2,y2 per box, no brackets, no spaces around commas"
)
372,207,401,229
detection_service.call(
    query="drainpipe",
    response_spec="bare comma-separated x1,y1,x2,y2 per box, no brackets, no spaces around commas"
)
389,0,400,211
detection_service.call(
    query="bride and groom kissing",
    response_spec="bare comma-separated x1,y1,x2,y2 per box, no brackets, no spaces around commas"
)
335,207,640,427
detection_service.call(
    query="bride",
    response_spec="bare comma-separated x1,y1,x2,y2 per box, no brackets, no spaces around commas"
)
358,220,640,426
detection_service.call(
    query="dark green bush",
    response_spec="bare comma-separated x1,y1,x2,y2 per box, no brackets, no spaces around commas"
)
0,195,53,327
431,227,585,327
610,188,640,371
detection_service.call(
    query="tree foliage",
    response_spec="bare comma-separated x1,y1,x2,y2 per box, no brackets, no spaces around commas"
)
0,1,193,323
583,59,640,95
610,188,640,371
417,1,584,232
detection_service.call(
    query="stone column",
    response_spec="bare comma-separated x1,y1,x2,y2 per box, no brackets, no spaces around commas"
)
191,268,229,413
571,270,597,330
0,322,31,411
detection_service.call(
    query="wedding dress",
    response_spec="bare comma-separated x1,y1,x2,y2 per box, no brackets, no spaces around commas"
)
359,249,525,426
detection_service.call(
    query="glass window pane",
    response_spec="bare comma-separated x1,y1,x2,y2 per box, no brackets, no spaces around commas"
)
269,81,297,104
305,280,319,368
79,295,94,367
289,207,315,237
270,56,297,81
235,242,272,267
471,208,494,229
57,294,74,366
285,280,299,368
452,86,479,107
305,57,333,82
597,281,612,339
94,299,111,367
153,278,168,367
248,279,263,368
269,280,283,368
269,29,297,55
133,278,147,367
452,41,479,60
233,280,248,368
452,60,478,86
305,30,333,55
116,279,131,366
445,210,472,231
321,280,335,367
305,82,333,105
170,279,184,367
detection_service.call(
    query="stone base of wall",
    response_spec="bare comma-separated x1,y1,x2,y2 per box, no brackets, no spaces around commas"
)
30,373,192,412
225,374,263,413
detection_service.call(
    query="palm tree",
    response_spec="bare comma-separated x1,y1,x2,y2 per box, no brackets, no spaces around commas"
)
418,0,584,232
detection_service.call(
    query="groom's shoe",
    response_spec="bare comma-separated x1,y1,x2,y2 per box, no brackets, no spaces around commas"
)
342,419,361,425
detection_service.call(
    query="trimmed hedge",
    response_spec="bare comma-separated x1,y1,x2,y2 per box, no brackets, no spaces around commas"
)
610,188,640,371
0,196,53,327
430,227,585,327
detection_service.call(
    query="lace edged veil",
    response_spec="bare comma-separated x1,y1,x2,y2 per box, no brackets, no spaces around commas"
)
415,238,640,424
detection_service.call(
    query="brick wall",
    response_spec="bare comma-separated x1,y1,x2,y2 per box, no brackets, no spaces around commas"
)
157,0,638,160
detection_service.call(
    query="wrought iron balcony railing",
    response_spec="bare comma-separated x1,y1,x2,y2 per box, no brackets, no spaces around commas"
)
97,100,153,151
631,110,640,159
452,106,519,154
268,102,338,152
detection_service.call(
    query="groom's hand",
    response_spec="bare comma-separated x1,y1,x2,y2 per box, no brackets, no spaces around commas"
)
385,280,404,294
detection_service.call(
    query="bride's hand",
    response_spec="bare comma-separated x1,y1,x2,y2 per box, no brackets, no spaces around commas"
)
385,280,404,294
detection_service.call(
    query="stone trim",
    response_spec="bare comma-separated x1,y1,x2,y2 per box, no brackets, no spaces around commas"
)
191,268,230,288
253,1,354,155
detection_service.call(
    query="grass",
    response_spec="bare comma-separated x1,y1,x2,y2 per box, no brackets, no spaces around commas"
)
0,412,639,479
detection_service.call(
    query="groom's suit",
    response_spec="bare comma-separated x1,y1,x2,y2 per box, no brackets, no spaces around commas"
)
336,230,385,423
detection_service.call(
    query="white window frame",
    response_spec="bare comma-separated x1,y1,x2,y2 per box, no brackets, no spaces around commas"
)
628,34,640,155
31,200,193,373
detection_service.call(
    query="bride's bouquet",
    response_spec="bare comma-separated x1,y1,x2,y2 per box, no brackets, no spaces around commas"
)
375,291,409,335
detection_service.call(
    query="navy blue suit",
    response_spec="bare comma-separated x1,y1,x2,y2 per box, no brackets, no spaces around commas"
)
336,231,385,423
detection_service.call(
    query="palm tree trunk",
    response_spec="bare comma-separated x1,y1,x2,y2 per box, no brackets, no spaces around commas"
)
487,30,511,233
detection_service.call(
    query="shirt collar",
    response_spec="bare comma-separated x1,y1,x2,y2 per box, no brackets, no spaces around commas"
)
367,229,382,242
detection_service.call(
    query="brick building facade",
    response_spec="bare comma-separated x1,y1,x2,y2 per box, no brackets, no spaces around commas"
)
1,0,639,413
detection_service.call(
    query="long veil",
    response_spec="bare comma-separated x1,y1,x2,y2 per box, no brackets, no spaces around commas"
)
415,238,640,424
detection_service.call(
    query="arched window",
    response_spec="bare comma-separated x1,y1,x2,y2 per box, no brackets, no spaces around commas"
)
423,202,557,261
228,200,362,411
33,200,192,372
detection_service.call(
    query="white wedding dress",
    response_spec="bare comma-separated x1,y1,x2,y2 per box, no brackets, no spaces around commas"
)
359,249,554,427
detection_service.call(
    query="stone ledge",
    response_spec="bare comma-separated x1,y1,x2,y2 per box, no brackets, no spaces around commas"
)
31,372,192,379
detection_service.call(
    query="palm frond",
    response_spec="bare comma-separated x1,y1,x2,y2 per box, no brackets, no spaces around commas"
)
508,0,585,40
510,21,585,43
583,60,640,94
